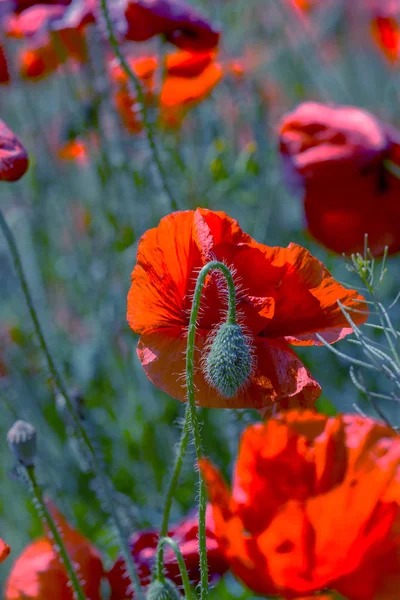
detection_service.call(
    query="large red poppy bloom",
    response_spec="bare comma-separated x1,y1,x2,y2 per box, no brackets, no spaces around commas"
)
107,507,228,599
121,0,220,51
279,102,400,256
201,410,400,599
127,209,367,410
0,119,29,181
4,504,104,599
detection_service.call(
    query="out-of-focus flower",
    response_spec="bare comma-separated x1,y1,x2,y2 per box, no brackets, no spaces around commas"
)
109,55,157,134
0,539,11,563
279,101,400,256
127,208,367,410
0,43,10,83
5,503,104,599
0,119,29,181
165,49,215,77
160,61,223,127
7,0,71,15
121,0,220,51
201,410,400,599
4,4,65,38
369,0,400,63
107,507,229,599
56,138,90,164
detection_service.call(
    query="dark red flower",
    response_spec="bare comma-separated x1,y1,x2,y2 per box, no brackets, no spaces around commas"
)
0,43,10,83
279,102,400,256
107,507,228,599
0,539,11,563
201,410,400,599
127,209,367,410
121,0,220,51
0,119,29,181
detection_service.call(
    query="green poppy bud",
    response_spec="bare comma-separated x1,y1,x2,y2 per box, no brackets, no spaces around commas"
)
205,322,252,398
7,420,37,467
146,579,181,600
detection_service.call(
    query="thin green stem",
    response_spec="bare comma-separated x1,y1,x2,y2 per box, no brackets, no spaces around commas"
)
155,409,190,581
0,207,145,600
25,465,87,600
100,0,178,211
156,537,196,600
185,261,237,600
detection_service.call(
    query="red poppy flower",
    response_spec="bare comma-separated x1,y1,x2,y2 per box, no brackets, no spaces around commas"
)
121,0,220,51
4,504,104,599
109,56,157,134
279,102,400,256
0,43,10,83
4,5,65,38
9,0,71,15
201,410,400,599
107,506,228,599
371,15,400,63
165,50,216,78
127,209,367,410
0,539,11,563
57,138,89,164
0,119,29,181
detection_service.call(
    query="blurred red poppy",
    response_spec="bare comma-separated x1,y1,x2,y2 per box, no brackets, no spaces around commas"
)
4,4,65,38
8,0,71,15
279,102,400,256
0,119,29,181
4,503,104,599
127,209,367,410
57,138,89,164
122,0,220,51
165,49,215,77
371,15,400,63
0,43,10,83
160,61,223,127
107,506,228,599
109,56,157,134
201,410,400,599
0,539,11,563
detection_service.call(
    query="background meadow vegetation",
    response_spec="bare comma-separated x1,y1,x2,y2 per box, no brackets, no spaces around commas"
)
1,0,400,596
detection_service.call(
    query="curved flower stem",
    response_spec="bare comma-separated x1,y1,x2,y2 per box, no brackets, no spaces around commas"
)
185,260,237,600
156,537,196,600
100,0,178,211
155,408,190,581
0,207,145,600
25,465,87,600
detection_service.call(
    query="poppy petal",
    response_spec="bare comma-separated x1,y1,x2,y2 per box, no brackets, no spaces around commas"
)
0,119,29,181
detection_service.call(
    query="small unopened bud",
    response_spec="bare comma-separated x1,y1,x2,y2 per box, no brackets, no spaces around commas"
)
146,579,181,600
7,420,37,467
205,322,252,398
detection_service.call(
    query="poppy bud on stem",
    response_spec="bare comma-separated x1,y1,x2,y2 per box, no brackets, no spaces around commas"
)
154,261,241,598
7,423,87,600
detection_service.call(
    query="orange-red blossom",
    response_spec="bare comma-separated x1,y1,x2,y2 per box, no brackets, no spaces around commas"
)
201,410,400,599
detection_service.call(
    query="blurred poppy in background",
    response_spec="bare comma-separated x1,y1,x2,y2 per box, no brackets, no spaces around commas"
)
279,101,400,256
0,43,10,83
0,118,29,181
127,208,367,411
4,503,105,599
107,506,228,599
122,0,220,51
201,410,400,599
0,539,11,563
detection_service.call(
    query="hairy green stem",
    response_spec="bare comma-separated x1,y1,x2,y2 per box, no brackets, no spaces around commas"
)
25,465,87,600
155,409,190,580
185,260,237,600
0,207,145,600
100,0,178,211
156,537,196,600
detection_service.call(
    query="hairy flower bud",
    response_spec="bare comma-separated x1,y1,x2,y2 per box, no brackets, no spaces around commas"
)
205,322,252,398
7,420,37,467
146,579,181,600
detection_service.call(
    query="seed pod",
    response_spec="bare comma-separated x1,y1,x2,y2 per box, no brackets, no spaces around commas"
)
146,579,181,600
7,420,37,467
205,322,252,398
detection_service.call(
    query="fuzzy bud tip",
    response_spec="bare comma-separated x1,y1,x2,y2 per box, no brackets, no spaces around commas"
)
7,420,37,467
146,579,181,600
205,322,252,398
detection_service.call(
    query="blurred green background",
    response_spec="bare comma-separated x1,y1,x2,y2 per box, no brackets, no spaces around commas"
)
1,0,400,596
